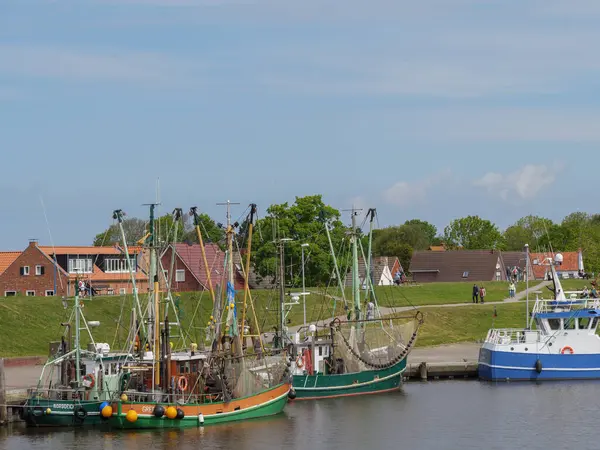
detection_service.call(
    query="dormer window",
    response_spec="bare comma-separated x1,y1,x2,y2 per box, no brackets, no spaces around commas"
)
462,271,469,278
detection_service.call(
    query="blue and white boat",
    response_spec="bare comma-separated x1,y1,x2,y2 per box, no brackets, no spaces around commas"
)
479,252,600,381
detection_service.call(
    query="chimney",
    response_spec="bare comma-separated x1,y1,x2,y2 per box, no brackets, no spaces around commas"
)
28,239,38,248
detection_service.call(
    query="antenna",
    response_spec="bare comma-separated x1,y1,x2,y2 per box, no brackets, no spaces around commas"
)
216,200,241,227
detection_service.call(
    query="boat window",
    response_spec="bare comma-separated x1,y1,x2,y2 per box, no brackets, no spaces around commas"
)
564,318,576,330
578,317,590,330
318,346,323,356
591,318,599,330
548,319,561,330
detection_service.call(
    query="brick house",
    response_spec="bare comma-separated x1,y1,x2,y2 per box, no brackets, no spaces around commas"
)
529,251,583,280
0,241,148,297
159,243,245,292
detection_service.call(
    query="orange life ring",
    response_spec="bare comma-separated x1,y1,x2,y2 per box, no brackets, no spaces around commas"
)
295,355,304,368
178,376,188,391
83,373,95,389
561,346,574,354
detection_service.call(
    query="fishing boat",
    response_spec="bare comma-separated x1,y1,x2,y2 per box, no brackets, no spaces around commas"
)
479,251,600,381
107,202,292,429
21,277,134,427
278,208,423,400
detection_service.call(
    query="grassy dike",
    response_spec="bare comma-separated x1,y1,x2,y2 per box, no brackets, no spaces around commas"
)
0,279,585,357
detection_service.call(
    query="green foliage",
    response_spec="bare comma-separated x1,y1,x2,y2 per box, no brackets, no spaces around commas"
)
371,220,437,270
444,215,504,250
93,218,147,246
252,195,348,286
503,215,554,251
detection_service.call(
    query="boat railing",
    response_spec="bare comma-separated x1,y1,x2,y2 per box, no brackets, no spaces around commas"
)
485,328,542,345
531,297,600,315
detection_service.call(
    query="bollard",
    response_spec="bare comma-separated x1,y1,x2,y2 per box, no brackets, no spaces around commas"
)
0,359,6,424
419,362,428,381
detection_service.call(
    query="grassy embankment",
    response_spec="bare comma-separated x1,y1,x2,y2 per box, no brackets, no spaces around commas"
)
0,279,587,357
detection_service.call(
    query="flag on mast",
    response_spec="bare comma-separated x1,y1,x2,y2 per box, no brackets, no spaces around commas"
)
226,281,238,336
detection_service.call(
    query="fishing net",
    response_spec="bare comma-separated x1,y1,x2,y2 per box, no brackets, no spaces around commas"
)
222,352,290,399
332,312,423,371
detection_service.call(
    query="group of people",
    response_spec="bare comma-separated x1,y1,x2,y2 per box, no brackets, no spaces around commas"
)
471,284,487,303
581,285,599,298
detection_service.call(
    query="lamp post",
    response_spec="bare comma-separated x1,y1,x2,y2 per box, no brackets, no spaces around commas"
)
301,243,309,329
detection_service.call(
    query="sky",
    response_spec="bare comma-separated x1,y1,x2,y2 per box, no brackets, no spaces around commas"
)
1,0,600,249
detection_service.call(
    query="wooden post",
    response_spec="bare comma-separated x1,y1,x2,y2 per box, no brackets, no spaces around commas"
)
419,361,428,381
0,358,6,424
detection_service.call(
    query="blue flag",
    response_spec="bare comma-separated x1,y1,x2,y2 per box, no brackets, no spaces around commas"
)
226,281,238,336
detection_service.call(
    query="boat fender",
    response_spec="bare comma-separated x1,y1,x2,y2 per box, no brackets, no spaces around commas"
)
33,406,44,417
153,405,165,418
176,408,185,420
287,388,297,400
198,413,204,425
296,356,304,368
535,359,542,374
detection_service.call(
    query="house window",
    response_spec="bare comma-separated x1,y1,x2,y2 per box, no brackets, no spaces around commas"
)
26,290,35,296
107,288,114,295
45,290,54,296
119,288,126,295
35,265,44,276
68,257,92,274
105,257,136,273
533,259,539,265
4,291,16,297
175,269,185,282
462,271,469,278
21,266,30,276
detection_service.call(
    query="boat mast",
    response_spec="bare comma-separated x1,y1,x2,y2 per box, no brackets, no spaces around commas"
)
351,209,361,322
113,209,146,342
240,204,258,347
277,237,292,348
144,202,160,388
190,206,215,304
365,208,376,306
74,274,81,386
525,243,529,329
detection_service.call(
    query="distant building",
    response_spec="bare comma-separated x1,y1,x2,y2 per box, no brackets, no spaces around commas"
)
409,250,531,283
0,241,147,297
344,256,403,287
159,243,245,292
529,250,583,280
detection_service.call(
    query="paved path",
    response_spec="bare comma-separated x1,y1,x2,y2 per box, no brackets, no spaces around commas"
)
408,343,481,363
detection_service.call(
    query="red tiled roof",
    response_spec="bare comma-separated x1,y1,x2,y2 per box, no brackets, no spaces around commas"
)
529,251,579,279
172,243,226,288
0,251,21,275
38,245,142,256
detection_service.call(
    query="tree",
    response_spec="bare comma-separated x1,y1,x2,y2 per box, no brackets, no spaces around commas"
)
503,215,554,251
403,219,437,245
252,195,348,286
444,215,504,250
93,218,147,246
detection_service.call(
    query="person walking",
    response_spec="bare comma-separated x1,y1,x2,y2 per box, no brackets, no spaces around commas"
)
509,281,516,298
479,285,486,304
472,284,479,303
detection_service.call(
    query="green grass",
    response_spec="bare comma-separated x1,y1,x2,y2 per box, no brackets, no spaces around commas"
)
0,279,548,357
415,302,527,347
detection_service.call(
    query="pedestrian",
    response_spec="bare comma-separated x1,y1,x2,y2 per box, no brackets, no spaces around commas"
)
479,285,486,304
472,284,479,303
366,299,375,320
509,281,516,298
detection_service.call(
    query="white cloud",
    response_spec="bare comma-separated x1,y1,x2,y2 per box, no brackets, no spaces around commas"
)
383,170,452,207
474,163,562,201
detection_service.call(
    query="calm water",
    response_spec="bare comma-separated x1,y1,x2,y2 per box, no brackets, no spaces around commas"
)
2,380,598,450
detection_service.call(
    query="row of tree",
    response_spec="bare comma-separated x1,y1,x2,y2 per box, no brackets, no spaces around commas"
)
93,197,600,284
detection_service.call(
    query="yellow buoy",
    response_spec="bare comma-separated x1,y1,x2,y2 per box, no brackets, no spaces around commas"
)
169,341,173,349
126,410,138,423
120,393,128,402
210,316,214,320
230,303,234,309
166,406,177,419
45,408,51,415
101,405,113,418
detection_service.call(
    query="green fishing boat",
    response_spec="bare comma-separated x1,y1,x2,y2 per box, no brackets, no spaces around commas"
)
280,208,423,400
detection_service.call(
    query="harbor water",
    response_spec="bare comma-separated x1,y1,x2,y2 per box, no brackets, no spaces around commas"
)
1,380,598,450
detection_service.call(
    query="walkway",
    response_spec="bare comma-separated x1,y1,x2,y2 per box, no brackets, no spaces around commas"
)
287,280,552,333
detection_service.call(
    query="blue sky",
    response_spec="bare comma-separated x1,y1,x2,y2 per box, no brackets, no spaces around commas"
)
1,0,599,249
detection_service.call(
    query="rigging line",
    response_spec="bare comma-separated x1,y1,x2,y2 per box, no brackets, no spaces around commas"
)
39,195,64,290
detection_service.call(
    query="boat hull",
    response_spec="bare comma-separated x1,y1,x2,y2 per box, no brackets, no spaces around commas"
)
292,358,406,400
22,398,109,428
479,346,600,381
109,383,290,429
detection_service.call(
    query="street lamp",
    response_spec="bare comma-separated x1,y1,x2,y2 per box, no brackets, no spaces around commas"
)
524,243,529,329
301,243,309,328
